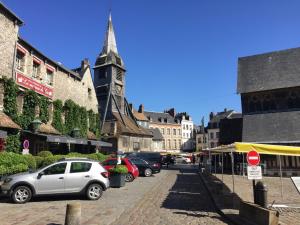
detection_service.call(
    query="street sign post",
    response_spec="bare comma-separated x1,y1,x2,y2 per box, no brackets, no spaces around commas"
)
246,150,262,203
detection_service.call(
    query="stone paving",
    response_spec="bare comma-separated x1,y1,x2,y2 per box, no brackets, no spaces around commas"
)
203,173,300,225
112,165,230,225
0,165,230,225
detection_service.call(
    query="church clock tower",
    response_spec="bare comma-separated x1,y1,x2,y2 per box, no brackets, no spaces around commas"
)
94,14,126,120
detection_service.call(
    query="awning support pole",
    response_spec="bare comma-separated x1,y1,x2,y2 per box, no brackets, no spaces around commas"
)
230,148,235,193
279,155,283,199
214,154,217,176
209,148,212,174
221,152,224,182
242,153,245,177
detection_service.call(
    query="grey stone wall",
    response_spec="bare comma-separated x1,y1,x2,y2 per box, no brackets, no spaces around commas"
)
117,135,153,152
53,65,98,112
0,7,19,79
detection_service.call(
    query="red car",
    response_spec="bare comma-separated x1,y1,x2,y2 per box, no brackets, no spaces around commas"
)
102,158,139,182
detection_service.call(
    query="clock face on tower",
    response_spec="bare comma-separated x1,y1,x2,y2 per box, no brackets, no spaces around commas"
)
115,84,122,95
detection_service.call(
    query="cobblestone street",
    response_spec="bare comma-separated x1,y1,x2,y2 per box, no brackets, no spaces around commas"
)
0,165,229,225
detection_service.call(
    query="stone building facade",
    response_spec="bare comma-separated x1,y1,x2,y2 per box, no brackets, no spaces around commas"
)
207,109,237,148
144,108,182,152
176,112,195,151
14,38,98,113
195,125,208,151
0,2,22,80
0,2,108,154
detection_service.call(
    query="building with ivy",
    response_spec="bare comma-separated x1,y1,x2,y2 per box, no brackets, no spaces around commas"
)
0,2,111,154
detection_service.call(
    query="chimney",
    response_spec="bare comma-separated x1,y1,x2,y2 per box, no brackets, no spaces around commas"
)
224,108,227,112
138,104,144,113
128,103,133,112
167,108,176,117
81,58,89,70
209,112,214,120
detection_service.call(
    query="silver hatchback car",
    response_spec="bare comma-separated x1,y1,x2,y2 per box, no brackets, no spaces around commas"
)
1,158,110,204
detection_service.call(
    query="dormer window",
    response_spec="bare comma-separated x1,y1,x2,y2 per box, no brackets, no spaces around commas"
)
164,118,168,123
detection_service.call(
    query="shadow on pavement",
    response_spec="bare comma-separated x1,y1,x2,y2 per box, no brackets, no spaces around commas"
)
202,173,242,210
161,167,232,224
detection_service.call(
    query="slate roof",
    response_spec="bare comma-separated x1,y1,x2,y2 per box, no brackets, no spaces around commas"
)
143,111,179,124
0,2,23,25
238,47,300,94
149,128,163,141
242,111,300,143
209,110,235,123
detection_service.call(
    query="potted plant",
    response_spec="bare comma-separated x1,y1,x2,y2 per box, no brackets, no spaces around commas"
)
109,165,128,188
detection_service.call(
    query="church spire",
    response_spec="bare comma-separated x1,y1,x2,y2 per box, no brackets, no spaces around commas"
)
101,13,118,55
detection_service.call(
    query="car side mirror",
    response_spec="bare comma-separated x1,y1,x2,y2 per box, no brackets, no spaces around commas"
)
37,171,45,179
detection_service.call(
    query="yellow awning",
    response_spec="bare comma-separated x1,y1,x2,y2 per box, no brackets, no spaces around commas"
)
235,142,300,156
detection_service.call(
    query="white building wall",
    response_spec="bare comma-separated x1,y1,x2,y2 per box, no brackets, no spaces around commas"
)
207,128,219,148
181,118,194,151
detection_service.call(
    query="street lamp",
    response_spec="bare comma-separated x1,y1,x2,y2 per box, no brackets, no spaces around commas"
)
72,128,80,138
31,119,42,133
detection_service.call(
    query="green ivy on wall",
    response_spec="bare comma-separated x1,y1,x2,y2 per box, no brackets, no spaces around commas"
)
95,113,101,138
5,133,21,153
39,96,50,123
88,110,100,137
2,78,100,140
3,78,19,123
19,90,39,129
52,100,64,133
79,107,88,138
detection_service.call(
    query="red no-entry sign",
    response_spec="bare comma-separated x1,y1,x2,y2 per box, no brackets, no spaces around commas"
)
247,150,260,166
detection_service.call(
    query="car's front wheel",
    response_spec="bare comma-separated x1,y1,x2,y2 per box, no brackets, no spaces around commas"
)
144,168,153,177
12,185,32,204
125,173,134,182
86,183,103,200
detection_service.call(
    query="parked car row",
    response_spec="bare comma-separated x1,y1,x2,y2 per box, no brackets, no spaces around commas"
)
0,152,162,204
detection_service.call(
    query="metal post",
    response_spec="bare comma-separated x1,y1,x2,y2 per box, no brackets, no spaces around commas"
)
214,154,217,176
253,179,256,203
221,152,224,182
230,148,235,193
242,153,245,177
279,155,283,199
209,148,212,174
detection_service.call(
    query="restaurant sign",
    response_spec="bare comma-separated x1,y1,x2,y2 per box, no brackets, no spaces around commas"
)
16,72,53,98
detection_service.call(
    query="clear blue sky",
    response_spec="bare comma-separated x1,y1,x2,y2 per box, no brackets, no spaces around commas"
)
4,0,300,124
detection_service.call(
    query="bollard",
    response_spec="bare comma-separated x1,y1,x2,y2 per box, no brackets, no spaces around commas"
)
65,202,81,225
254,181,268,208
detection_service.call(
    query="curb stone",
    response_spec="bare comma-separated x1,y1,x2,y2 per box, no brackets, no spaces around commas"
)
198,172,242,225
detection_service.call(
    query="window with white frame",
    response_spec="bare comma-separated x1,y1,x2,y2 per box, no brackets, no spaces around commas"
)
16,51,25,72
32,61,40,78
46,69,54,85
167,128,170,135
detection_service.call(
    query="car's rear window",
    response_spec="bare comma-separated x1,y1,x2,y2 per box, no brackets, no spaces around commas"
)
70,162,92,173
